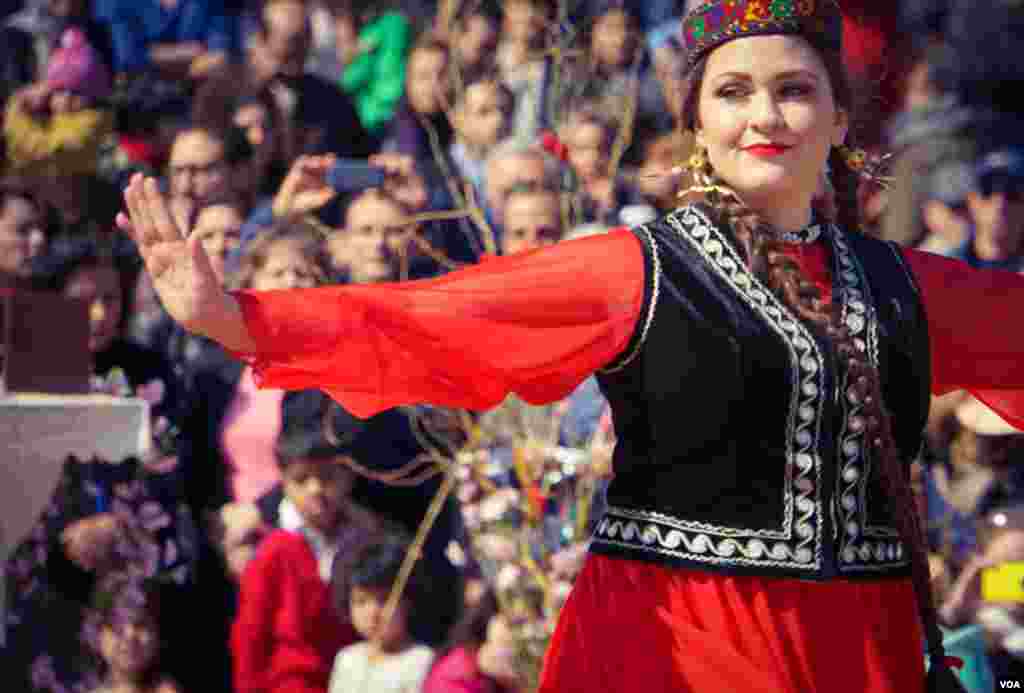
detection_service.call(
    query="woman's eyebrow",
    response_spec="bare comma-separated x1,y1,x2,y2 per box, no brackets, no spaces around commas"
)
710,69,821,84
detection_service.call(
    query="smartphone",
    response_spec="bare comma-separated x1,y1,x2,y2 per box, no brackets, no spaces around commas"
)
325,159,387,193
982,561,1024,602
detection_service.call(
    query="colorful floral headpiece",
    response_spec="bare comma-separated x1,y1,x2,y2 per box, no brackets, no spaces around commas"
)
682,0,843,73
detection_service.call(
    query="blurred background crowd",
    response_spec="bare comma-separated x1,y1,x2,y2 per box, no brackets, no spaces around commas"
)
1,0,1024,692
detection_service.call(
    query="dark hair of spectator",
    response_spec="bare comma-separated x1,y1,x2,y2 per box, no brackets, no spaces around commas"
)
349,533,423,598
454,0,502,26
30,232,141,333
455,69,512,109
192,77,283,145
410,33,451,62
558,103,618,151
435,587,500,660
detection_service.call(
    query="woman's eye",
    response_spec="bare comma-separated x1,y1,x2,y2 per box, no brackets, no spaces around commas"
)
779,83,813,98
715,85,747,100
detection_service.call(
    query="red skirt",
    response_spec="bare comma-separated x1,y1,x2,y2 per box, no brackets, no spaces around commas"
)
539,554,925,693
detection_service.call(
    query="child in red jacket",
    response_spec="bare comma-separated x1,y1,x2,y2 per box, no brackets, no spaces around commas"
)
230,392,380,693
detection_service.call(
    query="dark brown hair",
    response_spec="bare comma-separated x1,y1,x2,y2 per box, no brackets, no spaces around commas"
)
682,34,946,661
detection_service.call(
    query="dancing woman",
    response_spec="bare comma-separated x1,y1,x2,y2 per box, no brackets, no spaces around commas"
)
117,3,1024,690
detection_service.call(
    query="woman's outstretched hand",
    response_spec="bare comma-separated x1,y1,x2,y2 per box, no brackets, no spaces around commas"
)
116,174,256,352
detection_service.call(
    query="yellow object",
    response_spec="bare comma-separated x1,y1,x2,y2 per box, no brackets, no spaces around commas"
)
981,561,1024,602
3,98,114,178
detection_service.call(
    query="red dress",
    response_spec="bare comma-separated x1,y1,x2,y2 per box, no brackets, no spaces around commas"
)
231,530,360,693
232,229,1024,693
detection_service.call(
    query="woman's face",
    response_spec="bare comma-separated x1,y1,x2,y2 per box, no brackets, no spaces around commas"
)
406,47,448,115
591,10,636,70
457,15,498,69
565,122,610,181
99,617,160,678
250,239,319,291
193,204,244,285
64,264,124,353
695,35,847,226
503,1,546,47
340,192,407,284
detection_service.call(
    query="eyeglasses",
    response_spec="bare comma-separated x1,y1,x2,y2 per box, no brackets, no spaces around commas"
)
168,160,227,180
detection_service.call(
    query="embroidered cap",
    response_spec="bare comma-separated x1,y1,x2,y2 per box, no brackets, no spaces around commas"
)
682,0,843,73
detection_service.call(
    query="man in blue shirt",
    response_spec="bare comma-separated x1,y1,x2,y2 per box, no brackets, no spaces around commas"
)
103,0,238,80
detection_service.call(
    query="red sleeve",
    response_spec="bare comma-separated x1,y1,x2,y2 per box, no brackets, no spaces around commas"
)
231,538,281,693
232,229,646,419
902,247,1024,430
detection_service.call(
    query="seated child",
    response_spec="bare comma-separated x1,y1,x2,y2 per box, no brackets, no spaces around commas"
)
85,572,181,693
231,390,380,693
328,535,436,693
3,27,113,178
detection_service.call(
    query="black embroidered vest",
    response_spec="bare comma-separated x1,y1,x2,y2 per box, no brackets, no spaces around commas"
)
590,205,931,580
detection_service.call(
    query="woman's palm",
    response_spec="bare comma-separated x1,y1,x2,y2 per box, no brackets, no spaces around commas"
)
117,176,223,332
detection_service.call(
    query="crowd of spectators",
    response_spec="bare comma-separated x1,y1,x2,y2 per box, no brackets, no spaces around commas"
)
2,1,1024,692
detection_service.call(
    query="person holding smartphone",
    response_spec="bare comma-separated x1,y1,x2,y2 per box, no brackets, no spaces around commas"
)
116,3,1024,691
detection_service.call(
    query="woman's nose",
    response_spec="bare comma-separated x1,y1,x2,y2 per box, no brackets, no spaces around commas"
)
750,92,785,131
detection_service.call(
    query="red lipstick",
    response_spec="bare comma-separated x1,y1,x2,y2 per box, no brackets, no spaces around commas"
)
743,144,791,157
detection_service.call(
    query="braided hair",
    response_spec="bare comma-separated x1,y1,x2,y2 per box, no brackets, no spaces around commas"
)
681,35,948,668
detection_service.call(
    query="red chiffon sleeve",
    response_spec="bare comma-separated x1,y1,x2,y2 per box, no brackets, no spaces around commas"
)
231,228,645,419
902,248,1024,430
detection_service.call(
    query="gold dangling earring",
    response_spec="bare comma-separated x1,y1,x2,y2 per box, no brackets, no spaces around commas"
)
687,146,707,172
678,146,727,200
836,145,867,173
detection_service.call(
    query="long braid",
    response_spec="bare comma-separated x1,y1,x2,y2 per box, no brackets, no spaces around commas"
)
828,142,948,664
691,142,947,665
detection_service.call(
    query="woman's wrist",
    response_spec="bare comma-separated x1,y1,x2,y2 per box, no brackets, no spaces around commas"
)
199,291,257,354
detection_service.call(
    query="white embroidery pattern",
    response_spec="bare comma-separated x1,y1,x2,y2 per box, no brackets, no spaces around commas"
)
831,231,907,570
601,225,661,374
593,206,826,569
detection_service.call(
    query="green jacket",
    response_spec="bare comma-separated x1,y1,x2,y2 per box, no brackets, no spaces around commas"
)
341,11,410,134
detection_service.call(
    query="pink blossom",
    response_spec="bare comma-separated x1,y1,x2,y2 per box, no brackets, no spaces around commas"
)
478,489,520,523
456,481,480,505
461,502,481,531
138,501,171,532
136,379,166,406
550,542,588,580
30,655,57,690
476,532,519,562
496,563,523,593
164,538,179,566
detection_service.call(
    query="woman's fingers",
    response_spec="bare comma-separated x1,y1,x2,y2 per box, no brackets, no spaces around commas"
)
124,174,157,246
142,177,186,242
